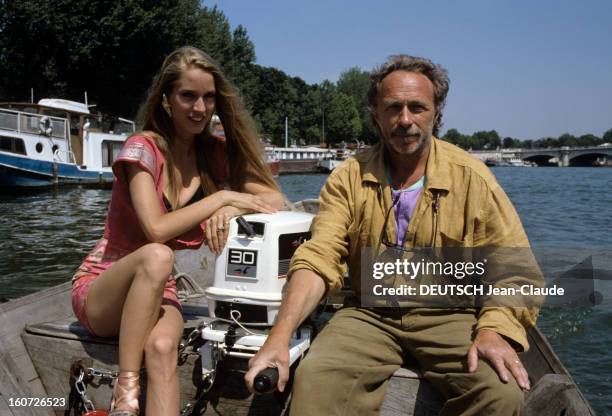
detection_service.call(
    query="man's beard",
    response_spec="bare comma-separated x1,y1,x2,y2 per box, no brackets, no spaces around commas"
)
387,126,430,156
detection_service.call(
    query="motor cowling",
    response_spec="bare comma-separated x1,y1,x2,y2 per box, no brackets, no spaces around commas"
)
205,211,314,326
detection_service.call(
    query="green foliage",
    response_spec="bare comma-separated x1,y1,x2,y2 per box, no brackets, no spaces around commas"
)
0,1,258,118
603,129,612,143
471,130,501,150
0,0,209,116
198,5,233,68
443,129,612,150
557,133,577,147
325,92,361,144
442,128,465,147
502,137,521,149
443,128,502,150
576,134,599,147
337,67,376,142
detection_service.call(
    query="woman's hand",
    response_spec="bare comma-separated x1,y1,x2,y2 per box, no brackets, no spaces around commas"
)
205,206,240,255
221,190,278,214
204,191,279,255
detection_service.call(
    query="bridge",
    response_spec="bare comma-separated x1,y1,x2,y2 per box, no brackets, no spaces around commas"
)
470,145,612,167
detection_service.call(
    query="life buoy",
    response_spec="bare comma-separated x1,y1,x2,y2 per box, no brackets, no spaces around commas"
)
39,116,53,136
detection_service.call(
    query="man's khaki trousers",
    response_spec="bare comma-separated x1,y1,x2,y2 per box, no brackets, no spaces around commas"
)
290,307,524,415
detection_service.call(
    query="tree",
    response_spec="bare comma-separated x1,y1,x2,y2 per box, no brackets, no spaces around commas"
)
576,134,599,147
301,89,323,145
325,92,361,144
247,65,317,146
442,128,463,146
227,24,257,109
471,130,501,150
557,133,577,147
317,80,336,146
197,5,233,69
336,67,375,141
534,137,557,148
502,136,521,149
603,128,612,143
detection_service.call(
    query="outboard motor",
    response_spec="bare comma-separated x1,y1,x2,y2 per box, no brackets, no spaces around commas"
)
200,211,314,393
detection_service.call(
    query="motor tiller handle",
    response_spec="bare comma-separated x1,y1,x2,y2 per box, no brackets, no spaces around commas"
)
253,367,279,394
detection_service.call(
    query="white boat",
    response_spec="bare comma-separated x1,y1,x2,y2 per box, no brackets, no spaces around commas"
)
317,158,343,172
211,116,280,178
508,157,536,167
317,148,349,173
0,98,134,189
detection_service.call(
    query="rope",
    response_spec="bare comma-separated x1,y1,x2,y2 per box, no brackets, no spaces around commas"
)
229,310,266,336
174,268,206,301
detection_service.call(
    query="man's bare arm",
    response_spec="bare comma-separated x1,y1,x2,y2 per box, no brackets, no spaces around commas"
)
244,269,326,392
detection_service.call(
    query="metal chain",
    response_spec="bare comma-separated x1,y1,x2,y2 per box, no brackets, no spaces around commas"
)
178,321,216,416
74,368,95,412
180,402,197,416
87,367,118,380
72,366,118,413
201,371,215,393
179,322,205,364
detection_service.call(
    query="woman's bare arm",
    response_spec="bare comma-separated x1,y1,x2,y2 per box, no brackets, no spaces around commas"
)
127,165,275,243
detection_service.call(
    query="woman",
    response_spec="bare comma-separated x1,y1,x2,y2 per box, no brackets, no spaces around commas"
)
71,46,283,415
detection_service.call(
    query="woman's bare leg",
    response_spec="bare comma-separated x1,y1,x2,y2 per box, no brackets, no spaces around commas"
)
85,242,175,373
144,305,184,416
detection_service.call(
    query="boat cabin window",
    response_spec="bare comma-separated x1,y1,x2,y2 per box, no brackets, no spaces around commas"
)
0,136,27,155
0,110,18,131
102,140,123,167
70,116,80,135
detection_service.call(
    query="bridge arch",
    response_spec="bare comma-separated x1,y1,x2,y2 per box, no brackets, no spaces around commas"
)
523,154,557,166
569,152,611,167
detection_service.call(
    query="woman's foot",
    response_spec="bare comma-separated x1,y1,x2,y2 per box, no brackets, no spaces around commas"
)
110,371,140,416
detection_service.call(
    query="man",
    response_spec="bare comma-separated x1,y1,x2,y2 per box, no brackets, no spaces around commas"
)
245,55,538,415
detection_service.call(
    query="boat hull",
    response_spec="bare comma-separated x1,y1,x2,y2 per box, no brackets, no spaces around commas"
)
279,159,319,174
0,201,598,415
0,152,112,189
317,159,343,173
268,160,280,178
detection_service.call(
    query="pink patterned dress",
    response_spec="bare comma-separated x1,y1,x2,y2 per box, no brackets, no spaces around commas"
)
71,134,224,336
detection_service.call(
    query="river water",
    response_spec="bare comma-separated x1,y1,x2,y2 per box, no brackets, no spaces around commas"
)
1,167,611,414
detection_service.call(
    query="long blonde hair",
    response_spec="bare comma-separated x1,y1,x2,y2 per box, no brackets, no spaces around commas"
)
136,46,279,209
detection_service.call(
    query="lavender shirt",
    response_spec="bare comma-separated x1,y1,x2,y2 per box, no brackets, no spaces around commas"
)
391,176,424,246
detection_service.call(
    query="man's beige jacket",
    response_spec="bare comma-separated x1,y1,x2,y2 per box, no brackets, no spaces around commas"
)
289,137,539,351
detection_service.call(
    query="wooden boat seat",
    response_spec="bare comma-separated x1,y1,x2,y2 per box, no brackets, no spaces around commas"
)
24,306,210,346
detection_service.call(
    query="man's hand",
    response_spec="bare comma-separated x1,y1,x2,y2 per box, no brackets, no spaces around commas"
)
244,270,326,394
244,335,290,393
467,329,530,390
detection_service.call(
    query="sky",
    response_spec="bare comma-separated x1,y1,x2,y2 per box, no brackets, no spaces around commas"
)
208,0,612,141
